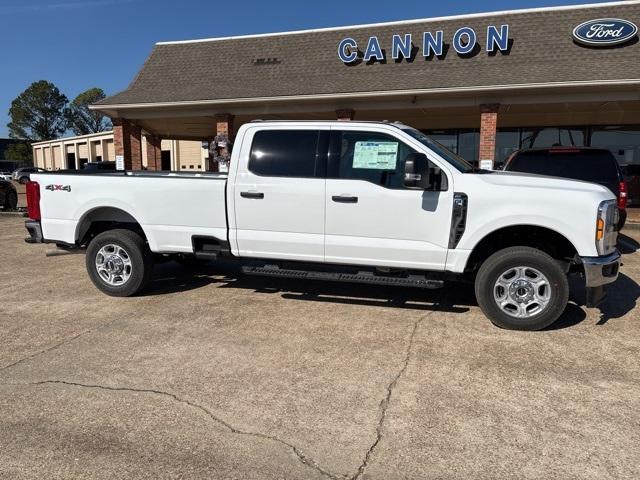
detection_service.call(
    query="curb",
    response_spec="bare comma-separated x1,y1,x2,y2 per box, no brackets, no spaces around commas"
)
0,211,27,217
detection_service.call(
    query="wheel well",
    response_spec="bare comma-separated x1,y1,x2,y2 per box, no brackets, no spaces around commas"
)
466,225,578,272
76,207,145,246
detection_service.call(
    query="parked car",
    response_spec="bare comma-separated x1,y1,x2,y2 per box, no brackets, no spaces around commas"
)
82,161,117,172
13,167,47,184
504,147,627,230
23,121,620,331
0,171,12,181
621,164,639,208
0,179,18,210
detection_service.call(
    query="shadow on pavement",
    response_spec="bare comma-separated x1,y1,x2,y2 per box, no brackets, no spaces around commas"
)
569,273,640,326
148,260,467,314
618,234,640,255
145,260,640,328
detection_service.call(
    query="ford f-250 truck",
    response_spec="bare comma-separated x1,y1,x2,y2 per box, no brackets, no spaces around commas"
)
24,121,621,331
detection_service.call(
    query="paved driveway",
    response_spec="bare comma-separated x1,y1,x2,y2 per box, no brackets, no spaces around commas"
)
1,215,639,479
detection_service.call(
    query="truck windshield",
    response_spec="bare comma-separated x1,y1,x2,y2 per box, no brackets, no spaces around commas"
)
401,127,474,172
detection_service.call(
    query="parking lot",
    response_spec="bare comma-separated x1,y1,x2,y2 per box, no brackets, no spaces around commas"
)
1,214,639,479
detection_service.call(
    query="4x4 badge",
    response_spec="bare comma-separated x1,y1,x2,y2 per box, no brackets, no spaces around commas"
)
45,184,71,192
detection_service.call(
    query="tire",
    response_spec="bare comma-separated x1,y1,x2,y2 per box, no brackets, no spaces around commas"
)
474,246,569,331
3,189,17,210
86,229,153,297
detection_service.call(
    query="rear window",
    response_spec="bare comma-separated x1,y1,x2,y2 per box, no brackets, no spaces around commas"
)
507,150,619,183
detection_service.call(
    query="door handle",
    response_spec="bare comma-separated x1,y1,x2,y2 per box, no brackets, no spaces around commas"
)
240,191,264,199
332,195,358,203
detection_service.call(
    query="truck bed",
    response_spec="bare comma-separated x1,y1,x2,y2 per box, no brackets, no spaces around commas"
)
31,170,229,253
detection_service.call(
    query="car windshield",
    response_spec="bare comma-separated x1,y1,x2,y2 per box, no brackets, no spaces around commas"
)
507,150,619,183
401,127,474,172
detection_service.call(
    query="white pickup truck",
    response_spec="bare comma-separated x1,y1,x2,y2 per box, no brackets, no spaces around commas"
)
24,121,620,330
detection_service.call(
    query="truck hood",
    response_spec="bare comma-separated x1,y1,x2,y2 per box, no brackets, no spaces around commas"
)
468,170,615,197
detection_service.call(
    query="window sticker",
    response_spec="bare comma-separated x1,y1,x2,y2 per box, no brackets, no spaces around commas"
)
352,141,399,170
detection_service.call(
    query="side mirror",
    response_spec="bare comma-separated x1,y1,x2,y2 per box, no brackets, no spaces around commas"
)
404,153,430,189
404,153,445,190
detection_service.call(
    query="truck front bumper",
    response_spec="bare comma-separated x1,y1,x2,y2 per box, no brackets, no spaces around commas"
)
580,250,621,307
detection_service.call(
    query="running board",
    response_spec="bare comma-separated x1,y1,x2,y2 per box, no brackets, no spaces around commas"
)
241,265,444,289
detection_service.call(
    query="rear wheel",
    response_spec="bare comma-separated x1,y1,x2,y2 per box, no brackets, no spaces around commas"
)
475,246,569,331
3,189,17,210
86,229,153,297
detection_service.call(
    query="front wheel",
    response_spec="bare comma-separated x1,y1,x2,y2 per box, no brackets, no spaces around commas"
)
86,229,153,297
475,246,569,331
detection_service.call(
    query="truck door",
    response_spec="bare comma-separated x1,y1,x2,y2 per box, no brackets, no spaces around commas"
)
324,127,452,270
233,126,329,262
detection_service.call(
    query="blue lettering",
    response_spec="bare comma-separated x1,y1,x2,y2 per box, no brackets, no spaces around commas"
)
338,37,358,63
453,27,477,55
391,33,412,59
423,30,444,57
486,25,509,52
363,36,384,62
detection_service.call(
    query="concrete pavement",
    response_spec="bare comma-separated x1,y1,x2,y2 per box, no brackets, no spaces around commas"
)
1,215,639,479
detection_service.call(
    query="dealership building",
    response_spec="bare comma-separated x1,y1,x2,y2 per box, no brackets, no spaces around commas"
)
36,1,640,200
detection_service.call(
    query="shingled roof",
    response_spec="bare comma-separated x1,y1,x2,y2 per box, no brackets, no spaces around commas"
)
97,1,640,107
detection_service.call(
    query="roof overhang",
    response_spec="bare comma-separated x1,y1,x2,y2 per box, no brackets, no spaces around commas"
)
91,79,640,119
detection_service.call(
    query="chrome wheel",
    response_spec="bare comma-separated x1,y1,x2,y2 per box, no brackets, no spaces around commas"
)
95,244,133,286
493,266,551,319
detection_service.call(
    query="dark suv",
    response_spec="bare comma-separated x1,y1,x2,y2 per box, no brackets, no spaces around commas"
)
504,147,627,230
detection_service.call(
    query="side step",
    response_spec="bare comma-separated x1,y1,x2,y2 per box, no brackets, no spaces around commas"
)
241,265,444,289
192,235,230,260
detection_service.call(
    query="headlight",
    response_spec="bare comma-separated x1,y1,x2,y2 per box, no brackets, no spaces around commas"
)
596,199,618,255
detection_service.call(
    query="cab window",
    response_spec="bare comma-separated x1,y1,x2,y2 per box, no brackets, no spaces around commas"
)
328,131,417,188
249,130,322,177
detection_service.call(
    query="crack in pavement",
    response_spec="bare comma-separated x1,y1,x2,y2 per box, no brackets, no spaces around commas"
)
0,331,92,373
2,379,344,480
0,308,154,374
1,294,446,479
350,310,434,480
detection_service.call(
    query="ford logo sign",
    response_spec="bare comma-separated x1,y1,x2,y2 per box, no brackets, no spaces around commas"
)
572,18,638,47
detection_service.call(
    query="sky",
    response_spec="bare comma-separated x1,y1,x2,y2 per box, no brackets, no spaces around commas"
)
0,0,614,138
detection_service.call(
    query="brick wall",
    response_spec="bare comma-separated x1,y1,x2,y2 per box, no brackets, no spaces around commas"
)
479,104,499,165
113,118,142,170
145,135,162,171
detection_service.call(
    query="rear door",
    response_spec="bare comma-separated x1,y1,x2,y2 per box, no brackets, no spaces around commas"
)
233,126,329,262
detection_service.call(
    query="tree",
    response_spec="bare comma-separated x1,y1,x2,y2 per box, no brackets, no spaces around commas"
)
65,87,112,136
8,80,68,142
4,142,33,166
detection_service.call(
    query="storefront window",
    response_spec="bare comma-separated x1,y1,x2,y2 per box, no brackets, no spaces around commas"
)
458,130,479,165
494,130,520,168
425,130,457,154
520,127,585,149
422,129,480,165
591,126,640,208
590,127,640,170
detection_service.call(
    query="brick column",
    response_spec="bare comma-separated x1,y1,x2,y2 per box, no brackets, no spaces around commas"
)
479,104,499,169
145,134,162,171
215,113,234,138
336,108,355,121
113,118,142,170
209,114,235,172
